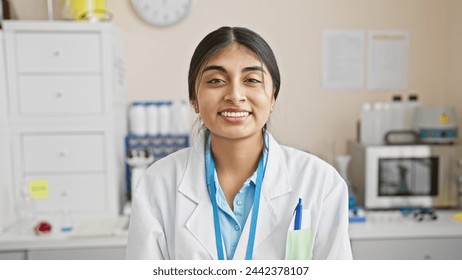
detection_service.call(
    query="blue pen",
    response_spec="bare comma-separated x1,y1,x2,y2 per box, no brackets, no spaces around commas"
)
294,198,302,230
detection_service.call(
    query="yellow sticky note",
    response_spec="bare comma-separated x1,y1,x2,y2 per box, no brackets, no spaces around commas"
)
28,180,49,199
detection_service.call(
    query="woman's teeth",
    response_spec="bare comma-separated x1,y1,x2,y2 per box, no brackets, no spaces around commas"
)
220,111,249,117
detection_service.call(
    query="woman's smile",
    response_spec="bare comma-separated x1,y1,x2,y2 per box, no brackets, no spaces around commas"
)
220,111,250,117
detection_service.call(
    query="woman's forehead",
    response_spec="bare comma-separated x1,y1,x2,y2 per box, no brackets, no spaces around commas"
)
202,43,268,73
211,43,259,63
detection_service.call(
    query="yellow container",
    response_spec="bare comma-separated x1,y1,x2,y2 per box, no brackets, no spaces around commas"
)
63,0,108,21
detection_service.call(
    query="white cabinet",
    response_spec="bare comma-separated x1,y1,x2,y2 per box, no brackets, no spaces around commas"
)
28,247,126,260
0,31,15,233
0,251,27,260
0,247,126,260
0,233,127,260
349,211,462,259
351,237,462,260
18,76,102,115
0,31,6,126
15,32,101,73
2,21,127,223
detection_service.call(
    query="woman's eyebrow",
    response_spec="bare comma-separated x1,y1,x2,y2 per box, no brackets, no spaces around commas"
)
242,66,266,74
202,65,266,74
202,65,226,73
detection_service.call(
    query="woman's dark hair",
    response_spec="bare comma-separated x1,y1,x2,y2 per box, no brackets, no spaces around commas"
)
188,26,281,103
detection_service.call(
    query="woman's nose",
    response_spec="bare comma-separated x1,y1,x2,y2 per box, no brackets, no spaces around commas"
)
224,83,246,104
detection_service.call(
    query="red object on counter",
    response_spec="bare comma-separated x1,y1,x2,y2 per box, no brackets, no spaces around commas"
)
34,221,52,235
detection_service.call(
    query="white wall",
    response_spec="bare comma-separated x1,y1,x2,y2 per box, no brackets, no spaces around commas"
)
8,0,458,164
448,0,462,128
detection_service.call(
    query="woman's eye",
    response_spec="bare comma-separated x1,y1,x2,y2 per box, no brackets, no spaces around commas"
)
206,78,225,84
245,78,261,84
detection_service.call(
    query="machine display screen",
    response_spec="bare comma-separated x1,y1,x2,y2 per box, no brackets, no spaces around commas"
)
378,157,439,196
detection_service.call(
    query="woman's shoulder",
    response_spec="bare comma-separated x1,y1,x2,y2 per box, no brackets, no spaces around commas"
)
266,133,335,174
278,145,332,170
134,147,193,198
145,147,192,175
277,144,346,198
278,144,343,184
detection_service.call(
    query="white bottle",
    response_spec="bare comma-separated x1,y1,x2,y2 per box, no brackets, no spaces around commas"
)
360,103,374,145
146,101,160,136
129,102,147,136
372,102,385,145
389,95,406,132
170,100,190,135
59,191,73,233
178,100,191,134
158,101,172,135
406,94,420,131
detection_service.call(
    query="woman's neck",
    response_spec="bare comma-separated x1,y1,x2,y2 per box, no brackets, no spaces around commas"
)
210,132,264,207
211,133,263,173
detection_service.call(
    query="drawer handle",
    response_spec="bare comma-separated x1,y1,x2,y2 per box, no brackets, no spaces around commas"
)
58,151,67,158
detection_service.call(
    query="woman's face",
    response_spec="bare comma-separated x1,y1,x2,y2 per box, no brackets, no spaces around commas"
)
193,43,275,142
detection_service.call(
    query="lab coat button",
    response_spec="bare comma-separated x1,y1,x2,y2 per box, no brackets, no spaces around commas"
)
236,200,242,206
234,224,241,231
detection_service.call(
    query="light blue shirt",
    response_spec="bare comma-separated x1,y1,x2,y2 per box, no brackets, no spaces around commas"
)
205,133,268,260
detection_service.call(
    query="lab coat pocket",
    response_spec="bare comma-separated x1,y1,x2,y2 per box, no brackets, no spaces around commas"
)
285,209,313,260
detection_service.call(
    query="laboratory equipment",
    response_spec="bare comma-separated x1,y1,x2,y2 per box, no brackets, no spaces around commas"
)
413,106,458,144
348,141,462,209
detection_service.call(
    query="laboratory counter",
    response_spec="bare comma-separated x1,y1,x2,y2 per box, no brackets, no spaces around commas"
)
0,216,129,260
348,209,462,259
2,211,462,260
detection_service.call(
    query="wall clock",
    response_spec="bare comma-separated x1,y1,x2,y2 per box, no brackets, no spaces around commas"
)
131,0,194,27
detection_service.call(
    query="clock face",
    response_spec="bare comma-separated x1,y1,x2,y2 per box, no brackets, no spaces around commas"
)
131,0,194,27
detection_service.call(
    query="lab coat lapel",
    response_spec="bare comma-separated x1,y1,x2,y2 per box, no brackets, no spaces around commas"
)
233,133,293,259
178,136,218,260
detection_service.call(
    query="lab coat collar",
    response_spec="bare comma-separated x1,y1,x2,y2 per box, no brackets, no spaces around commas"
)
179,131,293,259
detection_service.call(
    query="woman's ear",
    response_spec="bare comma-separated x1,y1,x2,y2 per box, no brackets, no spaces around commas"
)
192,100,200,113
270,95,275,112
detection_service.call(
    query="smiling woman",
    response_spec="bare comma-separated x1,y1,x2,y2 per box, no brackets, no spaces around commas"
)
194,42,274,144
126,26,353,260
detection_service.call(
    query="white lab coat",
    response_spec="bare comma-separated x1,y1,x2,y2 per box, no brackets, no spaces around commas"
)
126,132,353,260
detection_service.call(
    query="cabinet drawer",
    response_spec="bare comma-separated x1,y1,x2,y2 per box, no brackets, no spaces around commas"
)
22,133,105,173
15,32,101,73
0,251,27,260
25,174,107,213
18,75,102,115
28,247,125,260
351,237,462,259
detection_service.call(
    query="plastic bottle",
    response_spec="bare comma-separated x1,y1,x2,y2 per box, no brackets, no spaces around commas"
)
372,102,385,145
60,210,73,233
129,101,147,136
158,101,172,135
179,100,191,134
360,103,374,145
170,100,190,135
146,101,160,136
59,191,73,233
380,102,392,144
389,95,406,132
406,94,420,131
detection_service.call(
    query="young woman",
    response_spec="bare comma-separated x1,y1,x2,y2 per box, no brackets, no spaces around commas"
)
126,26,352,260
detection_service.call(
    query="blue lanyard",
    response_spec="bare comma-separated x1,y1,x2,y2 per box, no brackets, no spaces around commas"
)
205,141,266,260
